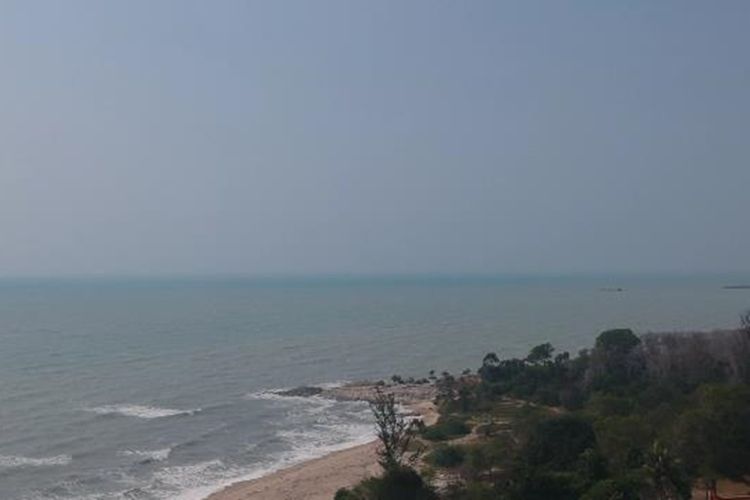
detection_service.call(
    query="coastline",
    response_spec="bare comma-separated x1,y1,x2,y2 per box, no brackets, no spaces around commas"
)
205,385,437,500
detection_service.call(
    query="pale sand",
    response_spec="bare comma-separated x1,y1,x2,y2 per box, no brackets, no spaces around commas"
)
206,397,437,500
205,441,380,500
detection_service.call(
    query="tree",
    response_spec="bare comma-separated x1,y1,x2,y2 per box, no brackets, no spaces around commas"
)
436,372,457,403
742,309,750,335
369,388,420,471
588,329,644,391
527,343,554,364
673,384,750,481
594,415,652,472
642,441,691,500
595,329,641,352
482,352,500,367
522,415,597,471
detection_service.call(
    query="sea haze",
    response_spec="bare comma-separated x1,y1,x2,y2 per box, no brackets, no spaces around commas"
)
0,275,747,499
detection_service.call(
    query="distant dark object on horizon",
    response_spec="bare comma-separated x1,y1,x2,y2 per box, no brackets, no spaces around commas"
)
722,285,750,289
599,287,624,292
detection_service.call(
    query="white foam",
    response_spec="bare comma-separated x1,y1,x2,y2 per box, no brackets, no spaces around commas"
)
162,431,376,500
161,398,375,500
86,404,200,419
0,454,72,468
243,380,349,401
317,380,349,389
119,447,171,461
243,389,297,401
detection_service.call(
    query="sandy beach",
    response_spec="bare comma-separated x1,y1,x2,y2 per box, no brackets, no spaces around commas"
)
206,385,437,500
205,441,380,500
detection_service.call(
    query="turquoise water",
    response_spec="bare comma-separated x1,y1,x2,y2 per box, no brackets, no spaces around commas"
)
0,275,748,499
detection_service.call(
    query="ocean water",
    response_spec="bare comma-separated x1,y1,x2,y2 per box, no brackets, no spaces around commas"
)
0,275,748,499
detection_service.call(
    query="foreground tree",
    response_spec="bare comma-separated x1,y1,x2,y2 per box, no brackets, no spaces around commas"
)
335,389,435,500
370,388,420,470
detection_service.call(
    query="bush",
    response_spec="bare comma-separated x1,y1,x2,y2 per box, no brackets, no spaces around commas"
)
441,480,496,500
513,470,578,500
522,415,597,471
593,415,652,472
673,384,750,480
351,466,438,500
334,488,359,500
581,473,646,500
420,416,471,441
426,444,465,468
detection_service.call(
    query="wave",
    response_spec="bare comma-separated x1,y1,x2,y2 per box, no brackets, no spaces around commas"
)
119,447,171,462
243,380,349,402
118,387,376,499
0,454,72,468
163,396,375,500
86,404,200,419
161,431,376,500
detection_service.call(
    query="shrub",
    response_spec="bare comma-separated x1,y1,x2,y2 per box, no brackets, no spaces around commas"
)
581,473,646,500
363,466,438,500
522,415,597,471
594,415,652,472
426,444,465,468
513,470,578,500
420,416,471,441
334,488,359,500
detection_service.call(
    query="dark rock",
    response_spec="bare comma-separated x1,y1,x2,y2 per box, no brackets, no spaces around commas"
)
275,386,324,397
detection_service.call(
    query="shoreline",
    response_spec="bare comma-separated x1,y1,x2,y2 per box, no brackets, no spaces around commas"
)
204,385,437,500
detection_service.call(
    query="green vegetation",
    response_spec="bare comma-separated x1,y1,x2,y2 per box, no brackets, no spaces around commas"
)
337,314,750,499
334,466,438,500
426,444,465,468
335,389,437,500
420,416,471,442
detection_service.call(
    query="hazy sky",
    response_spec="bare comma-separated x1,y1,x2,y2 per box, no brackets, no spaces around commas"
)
1,1,748,276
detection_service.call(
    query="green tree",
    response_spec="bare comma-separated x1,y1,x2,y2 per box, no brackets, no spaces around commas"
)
642,441,691,500
526,343,554,364
589,329,644,391
673,384,750,481
595,329,641,352
522,415,597,471
594,415,652,472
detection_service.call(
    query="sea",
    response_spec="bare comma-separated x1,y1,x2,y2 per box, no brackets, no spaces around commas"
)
0,274,748,499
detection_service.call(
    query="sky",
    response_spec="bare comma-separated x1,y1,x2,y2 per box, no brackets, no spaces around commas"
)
0,1,748,277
